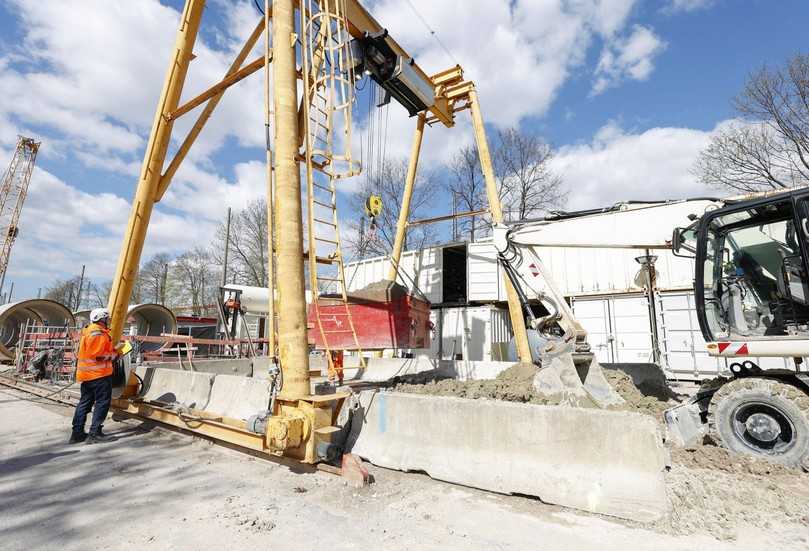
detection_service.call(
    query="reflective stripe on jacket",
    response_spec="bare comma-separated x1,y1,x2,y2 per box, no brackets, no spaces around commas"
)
76,322,115,382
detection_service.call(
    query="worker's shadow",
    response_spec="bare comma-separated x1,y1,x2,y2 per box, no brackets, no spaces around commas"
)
0,450,80,475
107,421,158,441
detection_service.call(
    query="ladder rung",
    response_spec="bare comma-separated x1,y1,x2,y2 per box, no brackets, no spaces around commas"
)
312,199,333,208
303,252,336,265
317,278,341,283
315,236,338,244
314,218,336,226
312,182,333,192
322,330,355,334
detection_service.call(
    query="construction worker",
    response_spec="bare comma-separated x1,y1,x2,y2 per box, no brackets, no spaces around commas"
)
69,308,121,444
328,350,344,385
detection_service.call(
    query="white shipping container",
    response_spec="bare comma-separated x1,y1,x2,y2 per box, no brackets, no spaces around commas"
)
411,305,513,362
345,247,443,303
571,294,655,364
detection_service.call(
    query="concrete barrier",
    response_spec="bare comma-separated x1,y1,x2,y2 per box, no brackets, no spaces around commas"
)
148,358,254,377
346,390,670,523
135,367,215,410
205,374,272,420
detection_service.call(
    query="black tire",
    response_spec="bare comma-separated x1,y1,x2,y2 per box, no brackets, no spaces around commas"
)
708,377,809,468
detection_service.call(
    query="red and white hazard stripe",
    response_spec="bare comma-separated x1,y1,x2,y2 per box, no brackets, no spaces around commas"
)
714,342,749,356
707,339,809,358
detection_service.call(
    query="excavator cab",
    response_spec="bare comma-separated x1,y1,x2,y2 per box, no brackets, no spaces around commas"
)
668,190,809,468
693,192,809,342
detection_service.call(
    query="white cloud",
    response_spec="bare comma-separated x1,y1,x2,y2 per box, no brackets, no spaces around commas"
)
664,0,715,14
370,0,644,127
551,121,727,211
592,25,666,95
0,0,680,298
6,167,212,287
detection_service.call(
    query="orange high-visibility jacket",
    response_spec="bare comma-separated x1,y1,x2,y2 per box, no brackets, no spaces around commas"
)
76,323,116,382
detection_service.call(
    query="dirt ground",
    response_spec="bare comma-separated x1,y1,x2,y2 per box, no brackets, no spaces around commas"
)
1,382,808,550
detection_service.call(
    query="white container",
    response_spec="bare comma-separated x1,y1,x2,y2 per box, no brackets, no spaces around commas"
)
345,247,443,303
417,305,512,362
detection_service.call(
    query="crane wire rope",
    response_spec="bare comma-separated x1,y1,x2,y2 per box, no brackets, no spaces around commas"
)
402,0,459,66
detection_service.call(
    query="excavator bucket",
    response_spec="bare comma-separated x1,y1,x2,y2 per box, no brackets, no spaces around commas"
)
534,341,625,408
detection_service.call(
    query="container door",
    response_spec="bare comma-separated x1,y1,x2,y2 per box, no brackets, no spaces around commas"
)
466,242,501,302
609,295,655,363
571,297,614,362
657,291,724,378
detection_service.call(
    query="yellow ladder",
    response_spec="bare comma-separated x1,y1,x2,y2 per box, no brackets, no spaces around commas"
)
299,0,365,375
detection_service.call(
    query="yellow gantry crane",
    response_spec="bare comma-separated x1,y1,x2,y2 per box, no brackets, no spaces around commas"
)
106,0,531,463
0,136,40,298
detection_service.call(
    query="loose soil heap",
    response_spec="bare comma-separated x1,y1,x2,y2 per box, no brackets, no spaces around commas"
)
391,363,677,416
391,363,557,404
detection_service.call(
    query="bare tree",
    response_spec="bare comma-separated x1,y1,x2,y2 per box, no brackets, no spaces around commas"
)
212,199,268,287
446,145,486,241
346,158,439,258
140,253,172,305
695,53,809,191
44,276,144,311
494,127,567,220
173,247,216,315
43,277,83,309
86,281,112,309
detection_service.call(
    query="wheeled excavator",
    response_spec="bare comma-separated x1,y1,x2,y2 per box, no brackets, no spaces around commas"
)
494,191,809,469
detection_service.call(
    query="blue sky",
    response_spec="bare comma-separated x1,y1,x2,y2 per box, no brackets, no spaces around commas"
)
0,0,807,301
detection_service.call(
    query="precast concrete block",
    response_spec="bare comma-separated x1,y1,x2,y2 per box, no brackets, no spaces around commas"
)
148,358,254,376
135,367,215,410
205,374,273,420
347,390,670,523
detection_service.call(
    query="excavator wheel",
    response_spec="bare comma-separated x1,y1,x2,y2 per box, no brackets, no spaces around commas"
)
707,377,809,469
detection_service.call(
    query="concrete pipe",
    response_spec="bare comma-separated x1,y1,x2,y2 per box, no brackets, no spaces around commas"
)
74,309,91,327
222,284,311,314
0,299,75,360
125,304,177,352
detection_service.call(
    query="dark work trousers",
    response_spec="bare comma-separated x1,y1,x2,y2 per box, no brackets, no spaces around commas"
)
71,376,113,435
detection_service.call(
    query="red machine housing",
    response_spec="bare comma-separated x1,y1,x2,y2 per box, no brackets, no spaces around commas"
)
307,284,431,350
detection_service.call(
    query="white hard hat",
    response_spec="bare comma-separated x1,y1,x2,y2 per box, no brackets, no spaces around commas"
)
90,308,111,323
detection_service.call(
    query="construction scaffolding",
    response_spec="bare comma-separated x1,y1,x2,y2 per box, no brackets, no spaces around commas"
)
14,321,77,384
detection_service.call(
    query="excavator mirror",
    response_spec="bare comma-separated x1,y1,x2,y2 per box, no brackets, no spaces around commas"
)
672,226,697,258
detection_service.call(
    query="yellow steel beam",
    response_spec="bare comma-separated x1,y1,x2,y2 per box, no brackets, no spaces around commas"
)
168,55,269,121
468,87,532,364
343,0,455,127
156,18,265,202
108,0,206,342
386,112,425,281
112,399,267,451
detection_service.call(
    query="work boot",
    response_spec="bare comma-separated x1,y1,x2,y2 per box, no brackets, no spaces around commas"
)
68,431,87,444
86,429,114,444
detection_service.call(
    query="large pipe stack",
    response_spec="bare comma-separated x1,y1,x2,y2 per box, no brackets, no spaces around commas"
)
0,299,74,359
